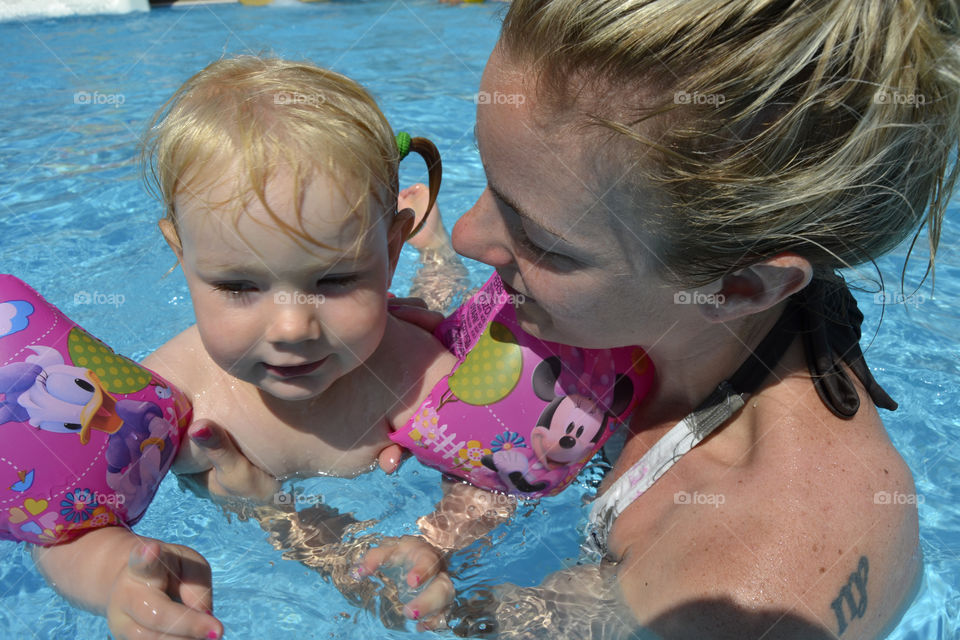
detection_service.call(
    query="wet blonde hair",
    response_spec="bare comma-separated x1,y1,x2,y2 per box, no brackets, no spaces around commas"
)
501,0,960,287
142,56,440,249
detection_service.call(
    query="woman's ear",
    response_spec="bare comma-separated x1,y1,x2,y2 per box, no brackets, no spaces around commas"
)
695,253,813,323
386,208,415,280
158,218,183,260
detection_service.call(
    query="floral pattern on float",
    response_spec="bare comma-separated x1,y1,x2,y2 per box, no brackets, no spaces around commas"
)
0,275,192,546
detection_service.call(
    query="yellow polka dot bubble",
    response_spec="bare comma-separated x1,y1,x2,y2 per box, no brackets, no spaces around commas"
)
447,321,524,406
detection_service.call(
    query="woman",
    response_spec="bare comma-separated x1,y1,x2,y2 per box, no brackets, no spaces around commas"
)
191,1,960,637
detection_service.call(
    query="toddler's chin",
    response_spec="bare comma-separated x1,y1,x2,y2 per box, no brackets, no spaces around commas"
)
257,376,329,402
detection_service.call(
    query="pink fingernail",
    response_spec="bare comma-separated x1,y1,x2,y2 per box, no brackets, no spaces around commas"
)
191,425,213,442
411,609,420,620
413,574,421,586
207,631,220,640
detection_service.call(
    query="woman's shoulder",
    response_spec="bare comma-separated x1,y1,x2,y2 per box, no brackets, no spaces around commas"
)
613,369,920,639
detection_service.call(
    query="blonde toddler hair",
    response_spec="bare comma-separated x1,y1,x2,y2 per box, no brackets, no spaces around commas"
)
142,55,439,249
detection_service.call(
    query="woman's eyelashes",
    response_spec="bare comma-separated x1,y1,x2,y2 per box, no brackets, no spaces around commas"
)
516,233,559,259
514,226,577,264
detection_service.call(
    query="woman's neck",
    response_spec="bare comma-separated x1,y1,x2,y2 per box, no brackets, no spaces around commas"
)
638,301,789,426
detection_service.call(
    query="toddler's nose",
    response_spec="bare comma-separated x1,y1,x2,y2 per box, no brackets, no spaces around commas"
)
266,293,322,344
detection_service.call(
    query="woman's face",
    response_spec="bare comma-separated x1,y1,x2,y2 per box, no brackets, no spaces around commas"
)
453,46,689,350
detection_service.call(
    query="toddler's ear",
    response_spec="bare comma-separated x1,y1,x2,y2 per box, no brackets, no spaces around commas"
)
159,219,183,259
386,209,416,277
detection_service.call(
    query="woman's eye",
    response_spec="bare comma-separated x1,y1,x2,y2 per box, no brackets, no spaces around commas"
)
517,234,564,261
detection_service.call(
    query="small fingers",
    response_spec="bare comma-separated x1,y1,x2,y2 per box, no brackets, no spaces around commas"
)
356,542,397,577
190,421,278,502
110,572,221,640
387,295,430,310
168,544,215,615
387,304,445,331
402,541,446,589
112,607,221,640
404,571,454,623
126,541,169,589
377,443,407,475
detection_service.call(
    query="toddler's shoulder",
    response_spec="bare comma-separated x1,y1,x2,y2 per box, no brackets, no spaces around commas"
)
142,325,210,395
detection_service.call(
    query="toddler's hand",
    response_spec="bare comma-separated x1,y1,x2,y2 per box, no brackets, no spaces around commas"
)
107,540,222,640
357,535,455,631
377,443,408,474
183,419,280,503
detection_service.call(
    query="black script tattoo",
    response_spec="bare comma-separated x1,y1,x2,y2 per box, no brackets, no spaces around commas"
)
830,555,869,635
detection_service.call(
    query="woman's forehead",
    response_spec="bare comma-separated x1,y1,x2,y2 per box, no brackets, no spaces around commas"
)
477,51,667,274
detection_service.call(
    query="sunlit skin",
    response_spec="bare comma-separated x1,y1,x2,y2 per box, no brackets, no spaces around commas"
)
439,46,920,637
173,170,394,404
32,164,462,640
149,166,456,480
451,47,790,415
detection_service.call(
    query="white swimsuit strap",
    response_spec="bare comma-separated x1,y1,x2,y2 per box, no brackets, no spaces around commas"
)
583,382,745,559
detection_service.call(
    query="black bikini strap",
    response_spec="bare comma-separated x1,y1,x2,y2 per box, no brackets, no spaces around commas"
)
715,276,896,419
797,278,897,418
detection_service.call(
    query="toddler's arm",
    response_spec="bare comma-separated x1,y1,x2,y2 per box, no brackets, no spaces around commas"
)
32,526,222,640
356,479,516,629
416,478,516,552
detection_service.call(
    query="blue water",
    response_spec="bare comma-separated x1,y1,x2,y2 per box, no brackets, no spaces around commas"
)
0,2,958,638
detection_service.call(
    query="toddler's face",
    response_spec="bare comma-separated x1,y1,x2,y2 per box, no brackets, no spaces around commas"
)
167,168,407,401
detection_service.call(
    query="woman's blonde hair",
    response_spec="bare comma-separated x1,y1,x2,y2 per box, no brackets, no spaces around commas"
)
142,56,440,249
502,0,960,287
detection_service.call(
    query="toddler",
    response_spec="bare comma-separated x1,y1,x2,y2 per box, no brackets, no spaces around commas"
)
32,55,459,640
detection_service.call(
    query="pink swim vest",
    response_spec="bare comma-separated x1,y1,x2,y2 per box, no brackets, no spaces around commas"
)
0,275,191,545
391,274,655,498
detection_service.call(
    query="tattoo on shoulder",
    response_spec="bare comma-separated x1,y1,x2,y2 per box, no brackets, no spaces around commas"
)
831,555,869,635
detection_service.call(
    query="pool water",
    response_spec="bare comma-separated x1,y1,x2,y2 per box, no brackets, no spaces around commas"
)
1,2,958,638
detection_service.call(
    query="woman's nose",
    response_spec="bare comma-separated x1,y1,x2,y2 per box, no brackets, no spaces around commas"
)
451,189,515,268
266,293,322,344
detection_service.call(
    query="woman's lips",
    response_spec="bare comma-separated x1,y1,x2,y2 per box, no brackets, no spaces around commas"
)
500,279,533,304
264,359,325,378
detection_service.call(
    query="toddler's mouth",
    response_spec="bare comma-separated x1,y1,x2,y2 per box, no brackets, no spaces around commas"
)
264,359,325,378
